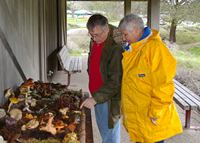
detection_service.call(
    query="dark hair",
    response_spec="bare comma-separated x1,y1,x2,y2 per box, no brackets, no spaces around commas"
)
86,14,108,32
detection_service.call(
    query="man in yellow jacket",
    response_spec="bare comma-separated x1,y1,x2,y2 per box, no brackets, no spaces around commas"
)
118,14,183,143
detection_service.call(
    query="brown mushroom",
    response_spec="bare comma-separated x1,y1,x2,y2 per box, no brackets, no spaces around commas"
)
22,82,35,92
27,78,34,83
4,88,12,98
54,125,65,133
55,119,68,127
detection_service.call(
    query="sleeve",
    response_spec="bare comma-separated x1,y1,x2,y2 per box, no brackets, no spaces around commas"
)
148,41,178,119
92,45,124,104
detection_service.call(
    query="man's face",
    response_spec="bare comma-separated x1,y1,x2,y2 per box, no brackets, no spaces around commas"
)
88,25,109,44
120,27,139,44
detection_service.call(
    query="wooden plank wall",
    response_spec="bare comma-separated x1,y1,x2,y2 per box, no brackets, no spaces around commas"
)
0,0,63,106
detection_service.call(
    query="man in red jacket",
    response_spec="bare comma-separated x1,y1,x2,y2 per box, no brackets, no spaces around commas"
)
80,14,126,143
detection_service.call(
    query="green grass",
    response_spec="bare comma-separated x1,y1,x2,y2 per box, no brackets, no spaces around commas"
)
160,25,200,45
186,44,200,56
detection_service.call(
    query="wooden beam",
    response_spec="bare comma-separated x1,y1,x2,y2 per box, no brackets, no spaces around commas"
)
124,0,131,16
0,27,27,81
147,0,160,30
66,0,147,1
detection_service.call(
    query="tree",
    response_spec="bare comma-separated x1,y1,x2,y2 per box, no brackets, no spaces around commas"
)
161,0,200,43
67,1,124,21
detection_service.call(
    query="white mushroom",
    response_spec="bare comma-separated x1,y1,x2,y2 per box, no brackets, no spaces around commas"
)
0,135,7,143
9,108,22,120
23,105,32,113
0,108,6,118
21,91,29,106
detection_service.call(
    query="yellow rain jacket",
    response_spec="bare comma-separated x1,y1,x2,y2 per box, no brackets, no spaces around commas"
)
121,29,183,142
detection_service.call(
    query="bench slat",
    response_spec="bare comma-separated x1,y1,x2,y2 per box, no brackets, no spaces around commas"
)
57,46,82,73
175,84,200,110
77,57,82,72
173,79,200,102
173,79,200,110
174,87,198,110
173,93,190,110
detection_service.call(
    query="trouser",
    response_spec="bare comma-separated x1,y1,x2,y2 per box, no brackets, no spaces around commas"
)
95,101,120,143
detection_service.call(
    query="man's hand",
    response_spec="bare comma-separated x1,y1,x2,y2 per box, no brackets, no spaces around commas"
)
80,97,97,109
150,117,158,126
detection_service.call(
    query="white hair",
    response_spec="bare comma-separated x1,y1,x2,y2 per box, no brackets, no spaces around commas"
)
118,14,144,32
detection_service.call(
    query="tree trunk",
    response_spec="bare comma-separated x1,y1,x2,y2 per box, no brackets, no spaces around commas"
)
169,19,177,43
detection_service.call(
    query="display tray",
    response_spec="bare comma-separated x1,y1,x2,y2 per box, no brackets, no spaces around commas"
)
0,78,90,143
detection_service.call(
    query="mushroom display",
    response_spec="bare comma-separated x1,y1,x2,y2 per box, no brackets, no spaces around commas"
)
1,78,85,142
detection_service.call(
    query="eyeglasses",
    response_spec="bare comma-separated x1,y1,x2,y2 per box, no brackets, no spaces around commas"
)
88,31,104,39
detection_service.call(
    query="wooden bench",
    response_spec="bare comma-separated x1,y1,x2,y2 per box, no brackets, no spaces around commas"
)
57,45,82,85
173,79,200,129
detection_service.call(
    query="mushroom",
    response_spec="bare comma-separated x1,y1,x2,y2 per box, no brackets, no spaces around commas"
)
27,78,34,83
4,87,12,98
5,117,18,126
21,118,39,130
0,135,7,143
54,125,65,133
59,107,69,115
39,115,56,135
23,105,32,113
7,97,19,112
21,90,29,106
59,107,69,119
0,108,6,118
9,108,22,120
55,119,68,127
30,99,37,107
62,132,79,143
25,113,37,119
17,95,25,102
22,82,35,93
72,110,86,116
